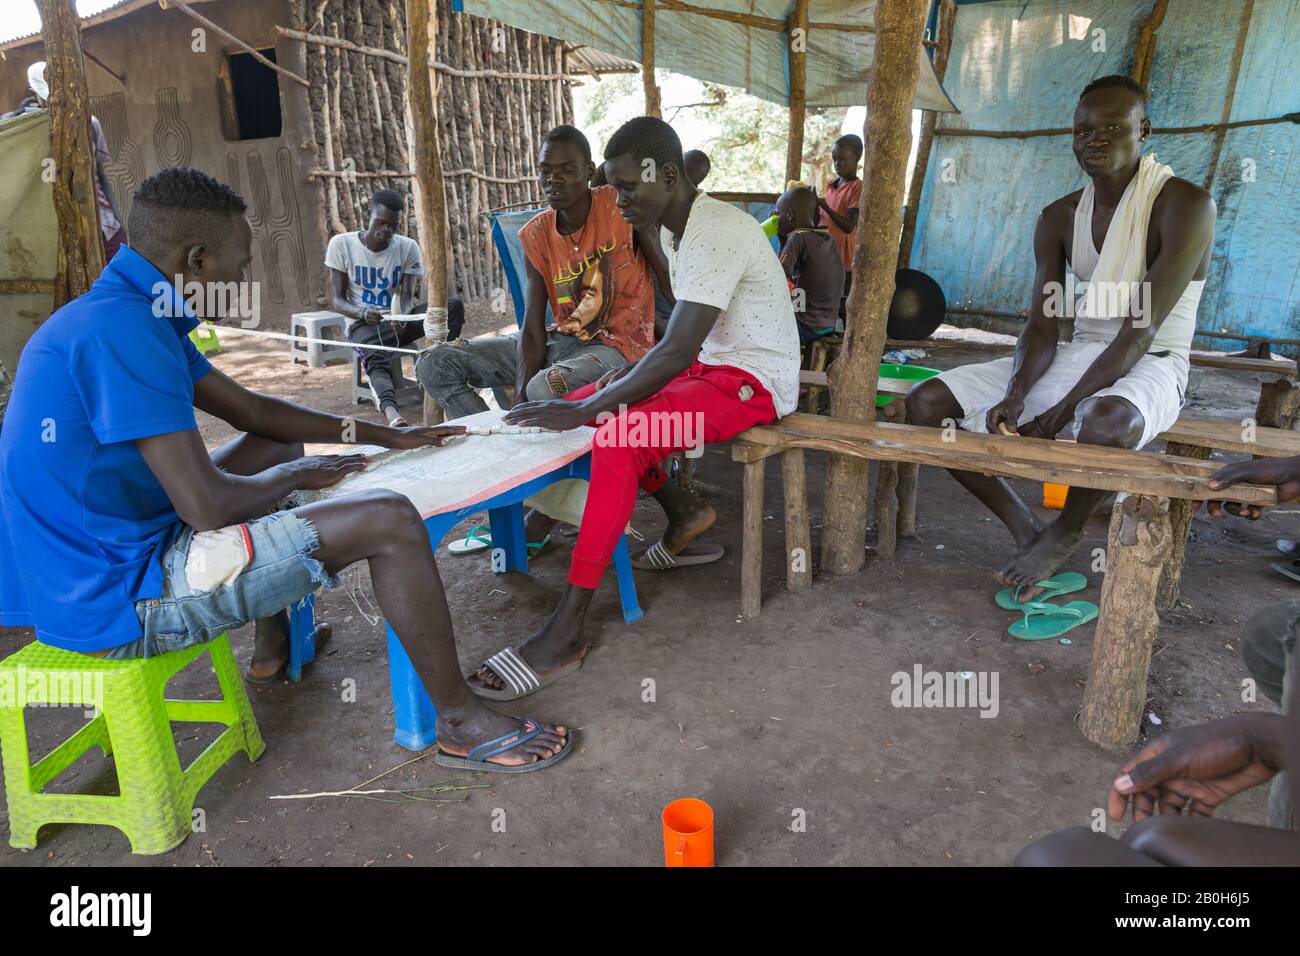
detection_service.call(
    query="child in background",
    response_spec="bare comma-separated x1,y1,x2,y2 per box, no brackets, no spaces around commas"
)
817,134,864,313
776,187,844,347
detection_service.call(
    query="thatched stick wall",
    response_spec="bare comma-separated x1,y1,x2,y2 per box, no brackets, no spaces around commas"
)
292,0,573,302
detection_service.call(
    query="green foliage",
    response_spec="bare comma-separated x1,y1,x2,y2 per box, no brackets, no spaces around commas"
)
574,73,848,194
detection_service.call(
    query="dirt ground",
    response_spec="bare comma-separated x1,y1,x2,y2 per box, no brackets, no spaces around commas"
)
2,321,1296,867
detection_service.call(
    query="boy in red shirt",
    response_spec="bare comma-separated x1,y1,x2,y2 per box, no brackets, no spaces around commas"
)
817,133,864,311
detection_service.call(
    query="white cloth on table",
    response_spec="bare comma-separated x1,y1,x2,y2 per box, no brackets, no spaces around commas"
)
286,410,593,519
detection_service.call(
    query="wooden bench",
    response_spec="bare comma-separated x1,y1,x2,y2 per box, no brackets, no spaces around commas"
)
801,367,1300,602
731,413,1278,750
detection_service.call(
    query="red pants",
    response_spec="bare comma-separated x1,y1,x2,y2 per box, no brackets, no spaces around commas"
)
566,361,777,589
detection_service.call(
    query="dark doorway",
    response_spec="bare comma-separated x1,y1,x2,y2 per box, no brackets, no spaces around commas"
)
227,49,282,140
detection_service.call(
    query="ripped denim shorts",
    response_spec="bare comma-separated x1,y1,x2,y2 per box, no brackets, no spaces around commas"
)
102,511,339,660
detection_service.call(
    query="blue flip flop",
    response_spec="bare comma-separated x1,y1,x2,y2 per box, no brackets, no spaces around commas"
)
1008,600,1099,641
996,571,1088,610
433,717,574,774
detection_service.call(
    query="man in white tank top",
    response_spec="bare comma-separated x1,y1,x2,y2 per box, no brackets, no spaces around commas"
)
907,75,1216,601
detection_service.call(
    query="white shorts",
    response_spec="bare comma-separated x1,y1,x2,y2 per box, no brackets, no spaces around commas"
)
934,340,1187,449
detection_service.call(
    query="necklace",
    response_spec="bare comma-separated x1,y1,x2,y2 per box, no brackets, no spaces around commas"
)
560,214,589,253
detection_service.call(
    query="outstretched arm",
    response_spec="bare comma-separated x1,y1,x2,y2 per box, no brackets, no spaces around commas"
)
137,428,367,531
503,298,719,431
194,366,462,450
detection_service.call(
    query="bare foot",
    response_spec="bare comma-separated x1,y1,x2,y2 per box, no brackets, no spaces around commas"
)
996,523,1079,597
523,508,557,543
436,705,568,767
654,480,717,554
248,610,291,680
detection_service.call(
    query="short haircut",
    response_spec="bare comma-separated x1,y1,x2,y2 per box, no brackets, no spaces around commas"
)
834,133,864,157
128,167,247,253
542,124,592,163
604,116,684,174
1080,74,1148,112
371,188,405,213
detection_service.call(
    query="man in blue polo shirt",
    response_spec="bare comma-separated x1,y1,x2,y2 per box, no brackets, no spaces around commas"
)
0,167,570,773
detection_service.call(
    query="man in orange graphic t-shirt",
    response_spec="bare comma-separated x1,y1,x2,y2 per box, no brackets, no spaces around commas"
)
417,125,664,421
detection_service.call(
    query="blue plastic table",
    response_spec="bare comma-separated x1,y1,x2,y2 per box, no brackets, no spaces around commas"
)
286,450,642,750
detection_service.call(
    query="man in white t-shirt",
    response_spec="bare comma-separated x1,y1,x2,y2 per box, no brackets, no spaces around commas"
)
464,116,800,701
325,188,464,426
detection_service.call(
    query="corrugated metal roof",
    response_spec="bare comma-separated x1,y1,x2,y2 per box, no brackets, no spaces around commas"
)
0,0,219,55
565,45,638,78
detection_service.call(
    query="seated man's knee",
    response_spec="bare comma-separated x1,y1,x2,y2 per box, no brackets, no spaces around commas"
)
1078,396,1144,448
905,378,958,427
363,351,393,376
415,343,461,390
358,489,423,537
526,365,570,402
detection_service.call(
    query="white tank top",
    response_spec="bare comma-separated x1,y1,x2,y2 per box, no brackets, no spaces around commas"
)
1070,187,1204,371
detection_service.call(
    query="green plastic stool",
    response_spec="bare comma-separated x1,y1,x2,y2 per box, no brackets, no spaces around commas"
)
0,632,264,854
188,323,222,356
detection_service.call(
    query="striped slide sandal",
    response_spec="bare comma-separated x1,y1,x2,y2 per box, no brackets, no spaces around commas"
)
632,538,724,570
467,645,585,701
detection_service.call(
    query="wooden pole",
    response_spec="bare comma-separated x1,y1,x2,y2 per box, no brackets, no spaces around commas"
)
1203,0,1254,190
405,0,449,425
820,0,931,575
1255,377,1300,432
1155,441,1209,610
740,457,766,619
784,0,809,185
1130,0,1169,89
38,0,105,308
1080,495,1172,749
897,0,955,271
641,0,661,117
781,448,812,593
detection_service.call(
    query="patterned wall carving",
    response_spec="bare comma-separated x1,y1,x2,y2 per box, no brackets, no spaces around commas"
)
226,146,310,307
90,92,145,225
152,87,193,168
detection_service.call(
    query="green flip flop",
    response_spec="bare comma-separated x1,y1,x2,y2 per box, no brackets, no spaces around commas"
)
996,571,1088,610
1008,599,1099,641
447,524,492,555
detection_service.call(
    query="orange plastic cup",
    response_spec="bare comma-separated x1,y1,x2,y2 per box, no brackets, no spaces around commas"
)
662,797,714,867
1043,482,1069,510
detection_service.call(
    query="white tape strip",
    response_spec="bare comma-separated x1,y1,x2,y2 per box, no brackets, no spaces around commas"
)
217,325,423,355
